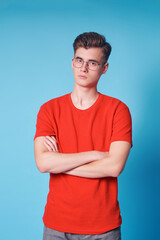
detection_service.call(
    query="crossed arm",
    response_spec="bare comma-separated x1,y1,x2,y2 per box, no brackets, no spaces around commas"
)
34,136,131,178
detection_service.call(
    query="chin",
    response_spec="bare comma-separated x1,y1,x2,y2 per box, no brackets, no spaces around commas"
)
76,81,98,89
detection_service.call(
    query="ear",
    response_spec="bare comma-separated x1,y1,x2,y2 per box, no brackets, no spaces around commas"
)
102,62,109,74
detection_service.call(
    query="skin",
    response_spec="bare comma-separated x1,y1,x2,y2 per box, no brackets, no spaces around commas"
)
71,47,108,109
34,47,131,178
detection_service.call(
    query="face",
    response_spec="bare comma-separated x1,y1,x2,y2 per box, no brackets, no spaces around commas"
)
71,47,108,89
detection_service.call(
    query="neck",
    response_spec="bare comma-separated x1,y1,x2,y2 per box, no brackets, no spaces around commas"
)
71,85,99,110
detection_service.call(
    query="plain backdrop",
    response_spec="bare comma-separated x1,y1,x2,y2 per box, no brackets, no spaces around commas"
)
0,0,160,239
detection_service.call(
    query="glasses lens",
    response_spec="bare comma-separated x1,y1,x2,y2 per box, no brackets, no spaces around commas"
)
88,61,98,71
73,58,83,68
73,58,100,71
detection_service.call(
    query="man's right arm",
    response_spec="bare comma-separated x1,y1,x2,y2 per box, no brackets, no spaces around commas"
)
34,136,107,174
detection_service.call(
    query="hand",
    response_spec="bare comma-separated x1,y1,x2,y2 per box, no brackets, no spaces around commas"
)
43,136,59,152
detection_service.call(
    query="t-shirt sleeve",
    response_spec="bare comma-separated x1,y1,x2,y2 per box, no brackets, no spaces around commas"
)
34,104,56,140
110,102,133,147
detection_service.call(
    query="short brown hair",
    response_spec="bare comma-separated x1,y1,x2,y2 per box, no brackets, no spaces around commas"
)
73,32,112,62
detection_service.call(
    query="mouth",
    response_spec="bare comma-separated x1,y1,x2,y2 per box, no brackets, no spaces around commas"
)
78,75,87,79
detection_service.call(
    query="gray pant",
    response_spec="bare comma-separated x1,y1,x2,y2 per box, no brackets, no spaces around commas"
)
43,225,121,240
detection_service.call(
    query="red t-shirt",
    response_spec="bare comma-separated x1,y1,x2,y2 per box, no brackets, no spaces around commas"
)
34,93,132,234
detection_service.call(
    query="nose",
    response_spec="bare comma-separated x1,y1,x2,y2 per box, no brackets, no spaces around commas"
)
80,61,88,72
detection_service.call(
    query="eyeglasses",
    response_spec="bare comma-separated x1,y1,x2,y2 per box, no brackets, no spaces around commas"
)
72,57,104,71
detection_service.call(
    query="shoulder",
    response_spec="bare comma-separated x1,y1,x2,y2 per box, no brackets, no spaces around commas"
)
40,93,70,111
100,93,129,111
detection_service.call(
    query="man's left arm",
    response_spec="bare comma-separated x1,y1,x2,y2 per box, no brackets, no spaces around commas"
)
64,141,131,178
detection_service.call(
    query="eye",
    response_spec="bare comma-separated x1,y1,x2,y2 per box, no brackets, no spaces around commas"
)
89,61,97,66
75,58,82,63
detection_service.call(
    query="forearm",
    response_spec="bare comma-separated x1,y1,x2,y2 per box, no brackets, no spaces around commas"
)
65,142,131,178
34,136,108,174
35,137,130,176
36,150,106,174
64,156,117,178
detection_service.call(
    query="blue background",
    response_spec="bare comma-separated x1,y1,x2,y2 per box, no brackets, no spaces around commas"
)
0,0,160,239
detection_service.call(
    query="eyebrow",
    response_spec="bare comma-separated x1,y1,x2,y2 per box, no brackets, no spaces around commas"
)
75,56,99,63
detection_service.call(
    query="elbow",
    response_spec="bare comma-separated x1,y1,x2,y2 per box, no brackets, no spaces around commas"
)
110,170,119,178
37,165,46,173
112,170,120,178
110,165,124,178
35,157,59,174
35,157,48,173
113,165,125,177
36,161,47,173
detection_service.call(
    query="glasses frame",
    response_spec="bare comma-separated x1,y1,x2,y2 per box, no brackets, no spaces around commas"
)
72,57,104,71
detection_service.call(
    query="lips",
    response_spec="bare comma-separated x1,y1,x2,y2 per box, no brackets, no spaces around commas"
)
78,75,87,79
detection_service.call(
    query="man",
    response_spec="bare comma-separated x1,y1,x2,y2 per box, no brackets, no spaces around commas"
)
34,32,132,240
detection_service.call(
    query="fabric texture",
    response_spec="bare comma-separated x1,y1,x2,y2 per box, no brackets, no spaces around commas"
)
34,93,132,234
43,225,121,240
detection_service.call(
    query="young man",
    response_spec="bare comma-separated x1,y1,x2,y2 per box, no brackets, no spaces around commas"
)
34,32,132,240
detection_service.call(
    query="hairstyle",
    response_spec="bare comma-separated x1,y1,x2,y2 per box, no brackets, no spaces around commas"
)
73,32,112,63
